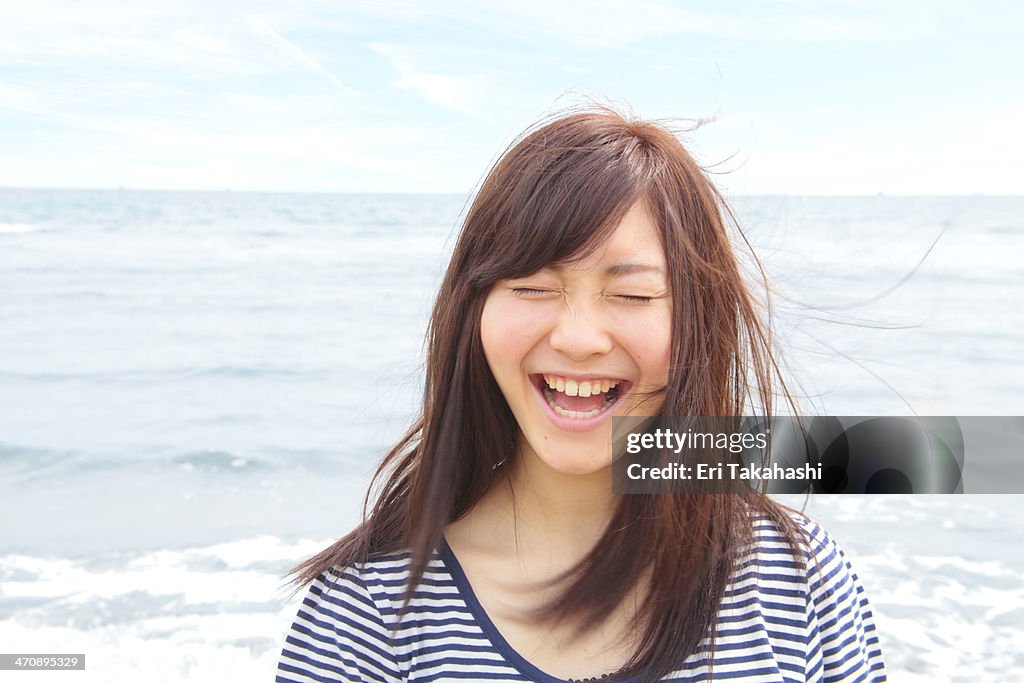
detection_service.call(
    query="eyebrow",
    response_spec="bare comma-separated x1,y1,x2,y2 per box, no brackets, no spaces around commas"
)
547,262,666,277
603,263,665,277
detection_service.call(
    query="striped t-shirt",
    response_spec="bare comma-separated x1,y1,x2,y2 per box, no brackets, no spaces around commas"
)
277,515,886,682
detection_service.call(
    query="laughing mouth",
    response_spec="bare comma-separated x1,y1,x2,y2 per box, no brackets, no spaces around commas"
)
534,373,631,419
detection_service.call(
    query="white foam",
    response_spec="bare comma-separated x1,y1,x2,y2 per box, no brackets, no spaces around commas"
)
0,537,331,682
0,619,286,683
0,223,39,234
1,536,327,603
913,553,1017,578
3,529,1024,681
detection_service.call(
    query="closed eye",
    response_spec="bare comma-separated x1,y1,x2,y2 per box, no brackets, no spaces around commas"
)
611,294,654,304
511,287,556,297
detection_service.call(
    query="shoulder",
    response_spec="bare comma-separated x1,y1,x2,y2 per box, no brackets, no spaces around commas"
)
756,508,888,682
745,506,859,575
277,553,415,683
744,508,876,614
302,550,429,629
279,547,502,682
779,510,870,605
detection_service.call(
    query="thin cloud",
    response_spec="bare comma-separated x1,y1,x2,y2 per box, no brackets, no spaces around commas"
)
2,1,1020,193
244,14,359,98
334,0,941,48
369,42,531,120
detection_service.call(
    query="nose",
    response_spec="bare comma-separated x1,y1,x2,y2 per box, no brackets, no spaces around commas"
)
548,299,614,361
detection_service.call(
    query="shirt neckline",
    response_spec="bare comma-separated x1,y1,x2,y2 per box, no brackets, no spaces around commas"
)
438,535,644,683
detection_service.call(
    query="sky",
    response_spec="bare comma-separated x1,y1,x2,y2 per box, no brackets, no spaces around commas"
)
1,0,1022,195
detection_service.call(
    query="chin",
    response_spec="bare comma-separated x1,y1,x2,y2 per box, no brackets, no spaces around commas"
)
528,432,613,477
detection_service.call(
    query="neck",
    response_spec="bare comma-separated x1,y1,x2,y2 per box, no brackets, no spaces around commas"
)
499,438,617,555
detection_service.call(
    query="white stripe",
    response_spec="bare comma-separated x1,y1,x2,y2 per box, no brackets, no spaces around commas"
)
278,513,887,682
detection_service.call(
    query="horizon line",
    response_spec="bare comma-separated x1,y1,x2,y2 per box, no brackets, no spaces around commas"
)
2,185,1022,199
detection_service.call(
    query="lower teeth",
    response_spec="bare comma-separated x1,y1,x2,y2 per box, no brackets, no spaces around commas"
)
544,387,613,419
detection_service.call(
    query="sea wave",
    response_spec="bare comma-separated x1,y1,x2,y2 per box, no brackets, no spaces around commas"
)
0,536,324,682
0,222,41,234
0,365,326,384
0,442,75,474
169,449,270,473
1,533,1022,682
0,442,279,481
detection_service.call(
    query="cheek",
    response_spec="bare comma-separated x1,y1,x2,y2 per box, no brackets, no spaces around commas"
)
631,312,672,385
480,295,547,380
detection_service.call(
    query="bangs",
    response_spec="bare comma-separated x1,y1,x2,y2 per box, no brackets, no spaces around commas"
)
462,119,653,289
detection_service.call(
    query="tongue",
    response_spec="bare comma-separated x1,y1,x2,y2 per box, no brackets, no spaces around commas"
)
552,390,606,412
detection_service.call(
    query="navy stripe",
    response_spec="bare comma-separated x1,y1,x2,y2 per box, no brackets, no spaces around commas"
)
276,513,887,682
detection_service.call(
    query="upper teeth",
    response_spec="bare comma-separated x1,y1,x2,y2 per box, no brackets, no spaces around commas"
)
543,374,619,397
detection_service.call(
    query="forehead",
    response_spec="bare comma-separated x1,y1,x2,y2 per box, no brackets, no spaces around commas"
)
562,202,665,272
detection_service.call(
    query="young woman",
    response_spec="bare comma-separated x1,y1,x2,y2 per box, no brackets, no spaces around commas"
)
276,109,887,682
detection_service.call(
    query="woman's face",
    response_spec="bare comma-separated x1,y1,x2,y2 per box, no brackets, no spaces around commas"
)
480,202,673,476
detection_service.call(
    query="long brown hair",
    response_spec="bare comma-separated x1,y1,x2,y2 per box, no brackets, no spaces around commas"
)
293,107,800,681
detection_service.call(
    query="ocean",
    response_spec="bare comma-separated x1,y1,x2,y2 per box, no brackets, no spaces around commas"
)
1,189,1021,681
